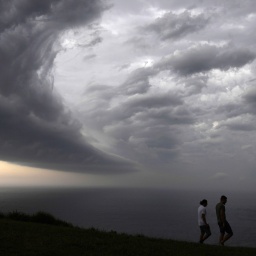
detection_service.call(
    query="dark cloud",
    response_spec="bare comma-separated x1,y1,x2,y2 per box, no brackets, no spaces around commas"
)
121,67,157,95
0,0,138,173
79,0,256,188
144,11,209,40
83,53,97,61
132,127,181,164
217,115,256,132
132,106,195,126
244,88,256,105
243,87,256,115
80,77,195,166
2,0,255,186
102,119,182,167
155,44,256,76
216,102,245,118
177,75,208,96
125,94,183,109
215,86,256,126
148,0,256,18
0,0,108,31
226,122,256,132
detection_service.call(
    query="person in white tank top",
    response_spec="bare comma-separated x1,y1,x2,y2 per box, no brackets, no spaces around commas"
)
198,199,211,244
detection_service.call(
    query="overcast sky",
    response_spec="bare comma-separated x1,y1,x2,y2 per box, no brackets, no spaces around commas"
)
1,0,256,190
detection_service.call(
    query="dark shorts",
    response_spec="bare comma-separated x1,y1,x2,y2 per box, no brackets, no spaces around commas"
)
218,221,233,235
200,225,211,236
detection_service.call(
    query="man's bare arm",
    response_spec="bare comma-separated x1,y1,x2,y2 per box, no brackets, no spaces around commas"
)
220,208,226,225
202,214,208,225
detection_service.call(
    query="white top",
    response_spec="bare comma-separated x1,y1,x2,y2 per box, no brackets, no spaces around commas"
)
198,205,207,226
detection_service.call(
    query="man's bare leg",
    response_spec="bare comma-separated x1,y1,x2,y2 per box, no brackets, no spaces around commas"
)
221,233,233,245
200,232,205,243
200,230,211,243
202,233,211,242
219,234,224,245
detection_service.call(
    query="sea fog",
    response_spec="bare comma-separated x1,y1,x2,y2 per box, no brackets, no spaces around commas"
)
0,187,255,248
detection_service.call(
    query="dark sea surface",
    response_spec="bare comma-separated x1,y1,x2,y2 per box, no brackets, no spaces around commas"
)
0,187,255,248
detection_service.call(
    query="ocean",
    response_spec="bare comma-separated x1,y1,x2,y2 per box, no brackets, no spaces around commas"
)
0,187,255,248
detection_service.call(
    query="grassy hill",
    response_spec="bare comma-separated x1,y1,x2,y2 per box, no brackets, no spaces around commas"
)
0,212,255,256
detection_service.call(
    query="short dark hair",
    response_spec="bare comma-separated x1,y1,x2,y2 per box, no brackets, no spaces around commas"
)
200,199,207,205
221,195,227,200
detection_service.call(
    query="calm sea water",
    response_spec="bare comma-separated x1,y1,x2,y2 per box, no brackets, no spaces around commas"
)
0,187,255,248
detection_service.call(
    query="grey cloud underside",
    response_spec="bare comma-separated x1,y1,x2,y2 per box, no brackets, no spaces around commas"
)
240,87,256,117
155,44,256,76
0,0,137,173
244,87,256,107
226,122,256,132
80,1,256,170
215,85,256,128
82,1,256,184
3,0,256,180
83,66,195,167
144,11,209,40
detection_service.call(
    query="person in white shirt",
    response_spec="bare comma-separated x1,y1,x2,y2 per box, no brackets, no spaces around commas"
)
198,199,211,244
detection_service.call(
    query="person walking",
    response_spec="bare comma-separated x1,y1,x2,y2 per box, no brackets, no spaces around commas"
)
216,195,233,246
198,199,211,244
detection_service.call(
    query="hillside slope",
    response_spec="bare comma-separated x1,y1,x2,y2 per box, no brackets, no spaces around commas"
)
0,218,255,256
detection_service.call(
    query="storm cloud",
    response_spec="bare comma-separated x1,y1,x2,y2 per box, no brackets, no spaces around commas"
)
2,0,256,189
144,11,209,41
0,0,137,173
155,44,256,76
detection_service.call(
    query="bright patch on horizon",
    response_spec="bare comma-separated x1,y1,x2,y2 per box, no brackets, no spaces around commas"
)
0,161,94,187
